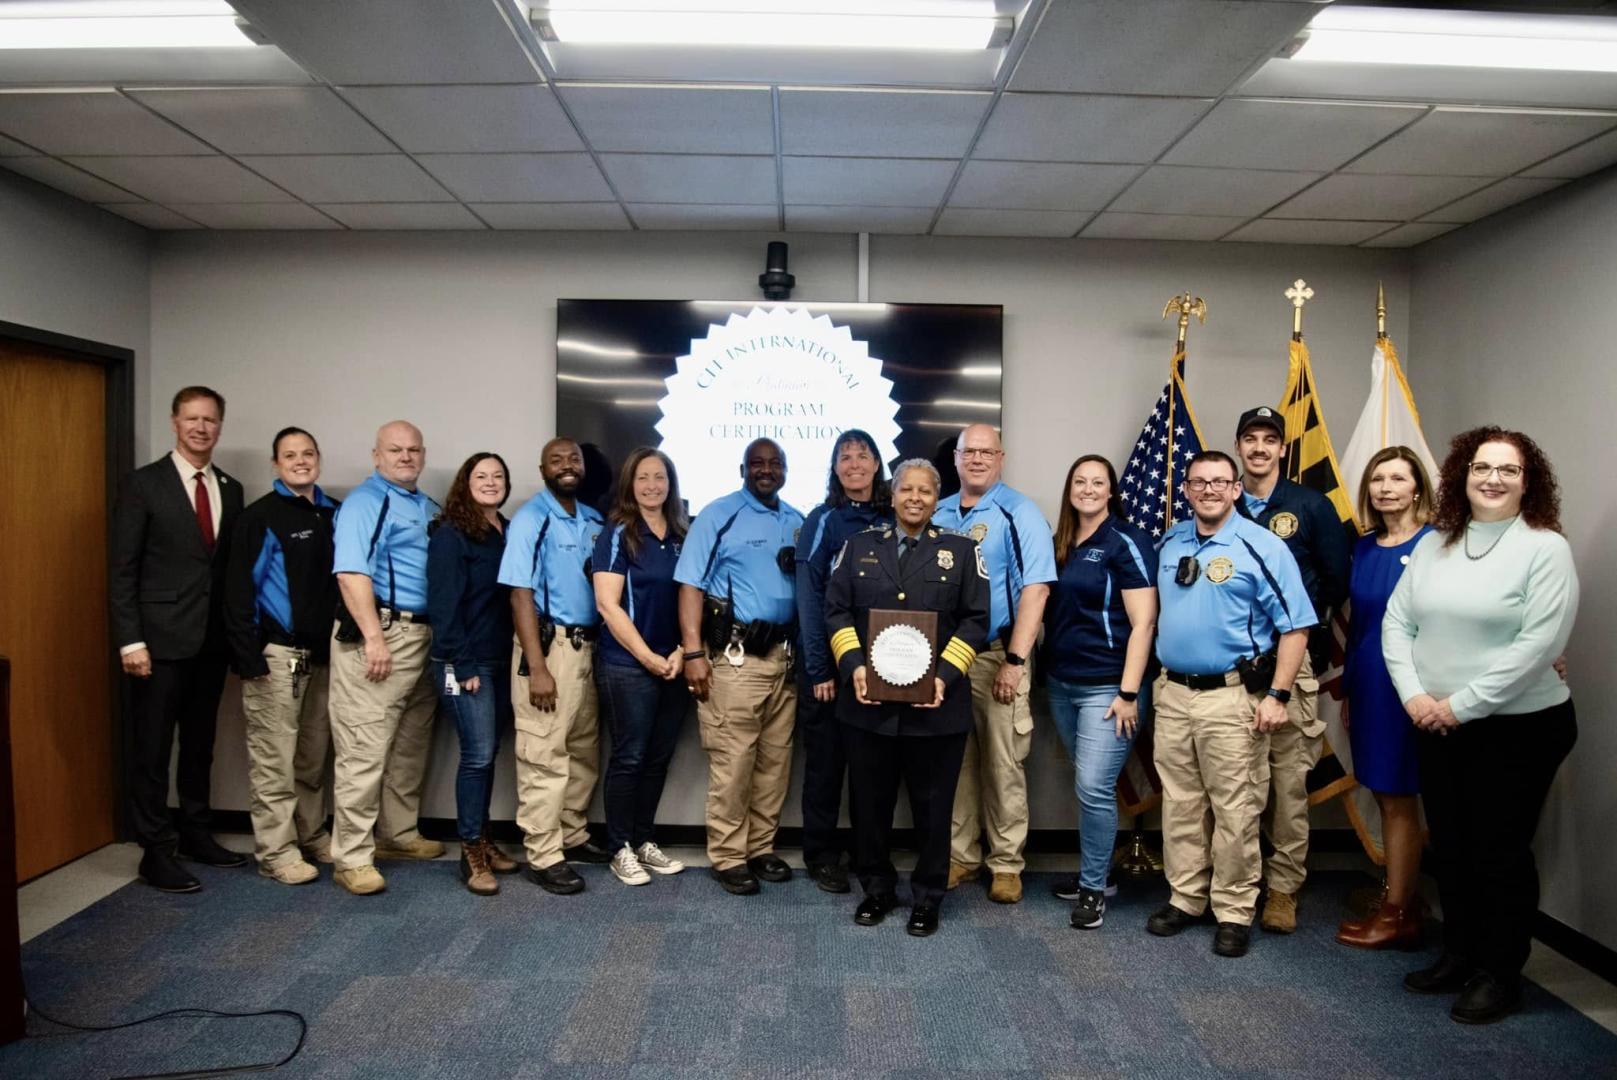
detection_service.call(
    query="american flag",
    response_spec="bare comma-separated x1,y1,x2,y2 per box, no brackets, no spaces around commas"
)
1120,349,1207,539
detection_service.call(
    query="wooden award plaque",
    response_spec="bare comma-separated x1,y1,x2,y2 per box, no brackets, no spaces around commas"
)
865,608,939,704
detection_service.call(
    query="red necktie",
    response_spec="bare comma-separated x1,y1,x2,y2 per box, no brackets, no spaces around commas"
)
194,470,215,552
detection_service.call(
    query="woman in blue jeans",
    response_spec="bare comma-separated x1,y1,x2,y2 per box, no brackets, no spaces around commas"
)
592,448,691,886
1043,454,1159,929
428,452,517,895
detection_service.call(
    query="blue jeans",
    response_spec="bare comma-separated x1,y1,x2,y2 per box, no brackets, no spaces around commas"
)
1047,676,1140,891
432,659,512,843
596,660,689,850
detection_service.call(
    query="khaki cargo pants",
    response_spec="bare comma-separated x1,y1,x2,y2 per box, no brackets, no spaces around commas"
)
950,643,1033,875
512,634,600,870
696,643,795,870
1263,652,1323,894
240,642,332,868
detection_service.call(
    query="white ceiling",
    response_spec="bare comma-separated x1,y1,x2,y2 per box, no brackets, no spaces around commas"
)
1,0,1615,247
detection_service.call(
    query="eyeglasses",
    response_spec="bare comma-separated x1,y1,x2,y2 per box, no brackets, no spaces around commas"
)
1469,462,1523,480
1185,477,1234,493
957,448,1002,461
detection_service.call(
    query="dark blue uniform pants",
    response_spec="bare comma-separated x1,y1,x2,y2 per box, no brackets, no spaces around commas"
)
843,725,969,906
796,675,848,868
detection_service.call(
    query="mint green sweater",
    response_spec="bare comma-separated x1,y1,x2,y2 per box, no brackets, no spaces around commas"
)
1383,517,1578,722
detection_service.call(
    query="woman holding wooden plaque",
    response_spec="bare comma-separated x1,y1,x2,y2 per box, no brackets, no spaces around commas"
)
824,459,989,937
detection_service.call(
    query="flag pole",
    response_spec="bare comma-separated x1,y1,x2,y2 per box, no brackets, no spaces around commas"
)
1376,280,1387,342
1160,292,1206,531
1286,277,1313,342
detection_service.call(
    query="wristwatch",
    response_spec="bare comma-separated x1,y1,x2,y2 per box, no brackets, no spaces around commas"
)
1266,686,1292,704
1003,651,1026,667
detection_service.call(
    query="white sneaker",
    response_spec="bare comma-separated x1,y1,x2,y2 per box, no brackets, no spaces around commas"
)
610,844,651,886
636,841,685,875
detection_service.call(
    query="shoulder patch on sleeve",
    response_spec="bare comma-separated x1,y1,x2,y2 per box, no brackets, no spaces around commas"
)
975,544,988,579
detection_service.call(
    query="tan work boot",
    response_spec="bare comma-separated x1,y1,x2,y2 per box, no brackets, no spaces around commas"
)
1262,889,1298,933
259,857,318,885
374,836,445,860
300,834,333,865
460,841,499,896
988,872,1023,904
480,833,519,874
334,865,386,895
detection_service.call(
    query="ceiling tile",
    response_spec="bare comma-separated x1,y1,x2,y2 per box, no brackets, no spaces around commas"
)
98,203,203,230
2,157,142,203
974,94,1210,164
1224,219,1400,245
1271,174,1489,221
128,88,393,155
1164,100,1426,172
0,134,37,156
1110,165,1321,217
782,157,955,207
239,155,453,203
469,203,631,230
1522,129,1617,178
1344,108,1617,177
934,208,1090,238
0,91,210,156
316,203,485,230
341,85,582,154
628,203,779,231
563,86,774,154
166,203,340,229
416,153,611,202
602,154,776,204
1418,178,1567,224
785,205,934,234
950,161,1140,211
779,89,989,158
1360,222,1460,248
230,0,540,84
1011,0,1315,96
64,156,295,204
1080,212,1248,241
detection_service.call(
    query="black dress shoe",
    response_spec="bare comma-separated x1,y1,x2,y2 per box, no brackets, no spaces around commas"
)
747,853,793,883
176,833,248,868
1212,922,1250,957
854,895,896,926
139,848,201,894
563,840,613,864
711,864,760,895
808,862,851,894
1450,972,1521,1024
525,861,586,895
1146,903,1203,937
906,903,940,937
1404,952,1476,995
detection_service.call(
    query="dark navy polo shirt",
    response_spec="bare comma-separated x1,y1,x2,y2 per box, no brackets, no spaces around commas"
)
594,518,684,669
1044,516,1158,684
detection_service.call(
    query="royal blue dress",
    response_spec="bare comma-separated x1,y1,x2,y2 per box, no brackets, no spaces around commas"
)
1344,526,1432,795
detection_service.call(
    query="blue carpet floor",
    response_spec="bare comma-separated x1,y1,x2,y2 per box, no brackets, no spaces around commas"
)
5,861,1616,1078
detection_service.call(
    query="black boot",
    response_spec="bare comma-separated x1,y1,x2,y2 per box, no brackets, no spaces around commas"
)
139,848,201,893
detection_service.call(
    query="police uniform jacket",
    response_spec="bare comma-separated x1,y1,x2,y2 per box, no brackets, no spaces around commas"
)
1236,476,1351,625
824,525,989,737
222,480,339,676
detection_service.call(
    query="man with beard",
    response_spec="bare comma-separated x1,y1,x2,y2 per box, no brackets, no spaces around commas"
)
675,439,805,895
499,437,609,893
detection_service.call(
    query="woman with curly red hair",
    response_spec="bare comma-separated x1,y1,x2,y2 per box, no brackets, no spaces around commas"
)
1382,426,1579,1024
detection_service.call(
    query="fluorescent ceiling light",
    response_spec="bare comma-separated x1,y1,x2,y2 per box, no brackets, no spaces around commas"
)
0,1,257,50
1291,6,1617,73
534,1,1012,51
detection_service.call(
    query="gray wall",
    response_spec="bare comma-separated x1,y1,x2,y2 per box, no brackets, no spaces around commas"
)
1412,168,1617,952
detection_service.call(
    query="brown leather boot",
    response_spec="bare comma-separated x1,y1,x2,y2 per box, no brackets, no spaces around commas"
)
480,833,518,874
1336,902,1422,950
460,840,498,896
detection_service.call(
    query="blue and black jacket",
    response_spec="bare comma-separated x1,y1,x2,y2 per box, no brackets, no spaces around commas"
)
223,479,340,676
796,499,893,684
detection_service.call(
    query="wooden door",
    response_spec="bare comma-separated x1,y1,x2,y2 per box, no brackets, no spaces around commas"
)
0,339,115,881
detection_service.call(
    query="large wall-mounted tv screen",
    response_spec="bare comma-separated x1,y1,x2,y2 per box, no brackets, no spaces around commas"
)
556,299,1003,516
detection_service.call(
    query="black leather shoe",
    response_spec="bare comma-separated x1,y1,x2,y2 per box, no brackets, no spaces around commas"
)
808,861,851,894
1404,953,1475,995
1146,903,1202,937
1450,972,1521,1024
563,840,613,864
176,833,248,868
711,864,760,895
906,902,940,937
525,861,586,895
1212,922,1250,957
139,848,201,893
854,894,896,926
747,853,793,883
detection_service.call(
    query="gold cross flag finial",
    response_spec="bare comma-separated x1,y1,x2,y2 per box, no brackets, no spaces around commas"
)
1161,291,1207,348
1286,278,1314,336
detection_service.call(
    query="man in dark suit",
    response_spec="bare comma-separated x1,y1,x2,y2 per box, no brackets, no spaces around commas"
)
111,386,247,892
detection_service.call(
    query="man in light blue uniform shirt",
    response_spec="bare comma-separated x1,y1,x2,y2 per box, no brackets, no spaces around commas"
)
931,423,1056,904
1144,450,1316,959
328,420,443,895
675,438,805,896
498,437,608,895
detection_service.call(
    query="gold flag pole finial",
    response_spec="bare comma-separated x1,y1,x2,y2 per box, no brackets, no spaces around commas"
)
1376,281,1387,341
1286,278,1314,339
1161,291,1207,348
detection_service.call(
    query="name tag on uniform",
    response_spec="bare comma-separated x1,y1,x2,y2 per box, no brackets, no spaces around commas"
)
1082,548,1104,563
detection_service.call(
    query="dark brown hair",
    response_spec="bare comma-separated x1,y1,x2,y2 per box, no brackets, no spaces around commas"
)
1433,426,1561,545
438,452,510,542
271,425,318,457
171,385,225,417
1188,449,1239,479
1053,454,1123,569
609,447,688,560
1355,445,1433,536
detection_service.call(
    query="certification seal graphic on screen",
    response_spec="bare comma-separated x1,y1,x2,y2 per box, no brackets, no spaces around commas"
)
656,306,902,513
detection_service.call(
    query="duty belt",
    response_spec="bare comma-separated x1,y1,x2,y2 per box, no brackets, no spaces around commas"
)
378,607,430,627
1162,668,1242,691
558,624,598,649
714,618,791,660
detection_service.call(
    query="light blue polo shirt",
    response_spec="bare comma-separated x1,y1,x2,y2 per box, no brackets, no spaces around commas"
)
1155,512,1316,675
933,481,1057,640
331,471,437,614
674,487,804,626
497,488,604,627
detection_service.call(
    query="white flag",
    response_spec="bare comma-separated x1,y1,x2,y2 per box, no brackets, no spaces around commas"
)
1339,337,1438,522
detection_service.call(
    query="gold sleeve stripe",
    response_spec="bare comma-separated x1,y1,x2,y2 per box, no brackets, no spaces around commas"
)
941,637,976,674
830,628,862,663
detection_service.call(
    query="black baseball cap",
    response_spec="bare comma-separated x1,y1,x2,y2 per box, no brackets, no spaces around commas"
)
1236,406,1285,440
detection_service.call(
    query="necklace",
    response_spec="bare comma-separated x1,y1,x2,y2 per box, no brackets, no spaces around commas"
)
1464,516,1517,561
